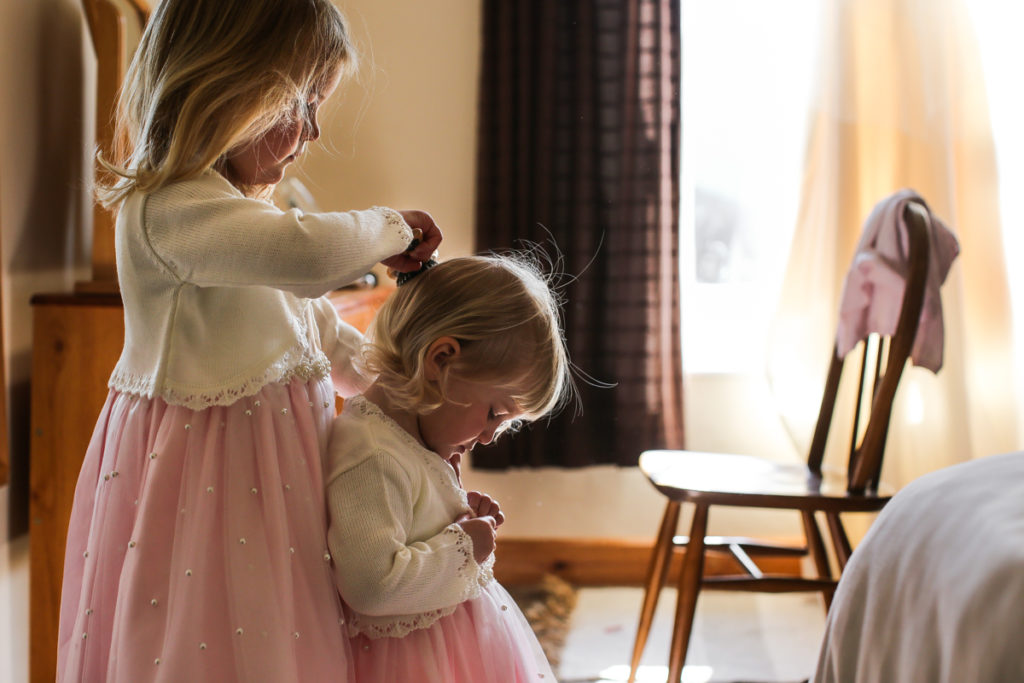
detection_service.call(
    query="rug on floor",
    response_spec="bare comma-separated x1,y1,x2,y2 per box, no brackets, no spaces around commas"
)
508,573,579,672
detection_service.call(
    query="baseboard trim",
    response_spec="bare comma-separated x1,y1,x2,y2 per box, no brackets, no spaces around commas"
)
494,537,804,586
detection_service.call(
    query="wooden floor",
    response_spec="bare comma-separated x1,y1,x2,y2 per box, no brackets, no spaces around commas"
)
557,587,825,683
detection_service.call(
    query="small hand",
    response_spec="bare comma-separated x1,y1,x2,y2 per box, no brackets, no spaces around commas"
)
381,210,443,273
456,515,497,564
466,490,504,527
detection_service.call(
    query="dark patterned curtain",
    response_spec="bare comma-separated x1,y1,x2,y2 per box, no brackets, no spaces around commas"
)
473,0,683,468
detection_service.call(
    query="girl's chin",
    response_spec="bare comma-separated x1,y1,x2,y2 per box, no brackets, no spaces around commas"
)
257,166,288,185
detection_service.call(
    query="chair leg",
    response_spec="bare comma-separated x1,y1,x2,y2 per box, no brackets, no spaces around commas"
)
667,503,708,683
801,510,833,611
825,511,852,569
628,500,681,683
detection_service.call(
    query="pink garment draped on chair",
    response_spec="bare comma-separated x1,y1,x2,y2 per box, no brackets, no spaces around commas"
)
836,190,960,372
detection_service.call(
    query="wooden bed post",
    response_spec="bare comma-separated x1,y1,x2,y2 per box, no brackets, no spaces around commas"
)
76,0,150,293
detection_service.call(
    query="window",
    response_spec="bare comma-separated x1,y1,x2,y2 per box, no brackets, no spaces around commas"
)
681,0,1024,380
968,1,1024,373
680,0,822,374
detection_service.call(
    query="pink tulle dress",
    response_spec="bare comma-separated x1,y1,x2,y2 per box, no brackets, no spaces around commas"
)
325,396,557,683
58,377,355,681
348,582,555,682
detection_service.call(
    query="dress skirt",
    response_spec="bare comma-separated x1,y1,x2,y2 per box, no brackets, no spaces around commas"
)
57,377,354,683
349,580,557,683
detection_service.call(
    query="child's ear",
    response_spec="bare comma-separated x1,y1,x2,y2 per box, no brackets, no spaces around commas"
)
424,337,461,381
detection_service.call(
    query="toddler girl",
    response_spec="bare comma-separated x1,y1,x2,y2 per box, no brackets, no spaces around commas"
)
325,254,574,682
57,0,441,681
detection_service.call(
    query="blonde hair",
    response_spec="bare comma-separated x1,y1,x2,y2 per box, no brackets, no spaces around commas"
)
98,0,355,204
362,254,574,424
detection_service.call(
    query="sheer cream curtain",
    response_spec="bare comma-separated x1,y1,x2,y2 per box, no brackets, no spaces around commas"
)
769,0,1019,491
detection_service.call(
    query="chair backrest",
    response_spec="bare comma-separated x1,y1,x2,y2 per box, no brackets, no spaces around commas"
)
806,200,932,494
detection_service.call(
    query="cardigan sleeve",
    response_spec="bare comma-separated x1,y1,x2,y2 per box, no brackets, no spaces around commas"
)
143,174,412,298
326,451,485,618
312,296,372,397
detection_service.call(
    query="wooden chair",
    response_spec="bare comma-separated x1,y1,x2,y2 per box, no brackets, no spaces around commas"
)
627,199,934,683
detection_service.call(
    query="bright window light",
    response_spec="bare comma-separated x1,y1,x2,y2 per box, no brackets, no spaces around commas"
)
966,1,1024,403
596,663,713,683
679,0,821,374
680,0,1024,383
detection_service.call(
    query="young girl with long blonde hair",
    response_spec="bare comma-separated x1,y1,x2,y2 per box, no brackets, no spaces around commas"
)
57,1,441,680
325,254,573,682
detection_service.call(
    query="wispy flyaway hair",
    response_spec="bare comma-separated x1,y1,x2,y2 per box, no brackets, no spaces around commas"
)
361,253,575,422
98,0,354,204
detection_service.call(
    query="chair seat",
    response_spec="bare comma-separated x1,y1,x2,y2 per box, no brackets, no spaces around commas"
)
640,450,893,512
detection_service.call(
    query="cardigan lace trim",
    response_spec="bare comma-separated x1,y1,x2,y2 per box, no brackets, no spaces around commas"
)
108,347,331,410
345,527,495,639
372,205,412,242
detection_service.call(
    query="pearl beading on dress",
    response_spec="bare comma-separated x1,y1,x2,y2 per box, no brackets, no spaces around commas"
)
73,379,341,673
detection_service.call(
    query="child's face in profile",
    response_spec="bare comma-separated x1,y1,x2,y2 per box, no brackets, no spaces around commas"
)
418,376,523,462
223,70,341,187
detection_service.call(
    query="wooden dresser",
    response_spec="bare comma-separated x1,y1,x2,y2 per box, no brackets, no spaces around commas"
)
28,285,391,682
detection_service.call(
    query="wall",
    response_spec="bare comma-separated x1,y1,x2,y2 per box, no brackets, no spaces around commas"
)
300,0,480,260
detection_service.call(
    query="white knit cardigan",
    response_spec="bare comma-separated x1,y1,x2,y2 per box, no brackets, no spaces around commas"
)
325,396,494,639
108,171,412,409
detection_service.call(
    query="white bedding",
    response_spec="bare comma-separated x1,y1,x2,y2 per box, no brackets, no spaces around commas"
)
813,451,1024,683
